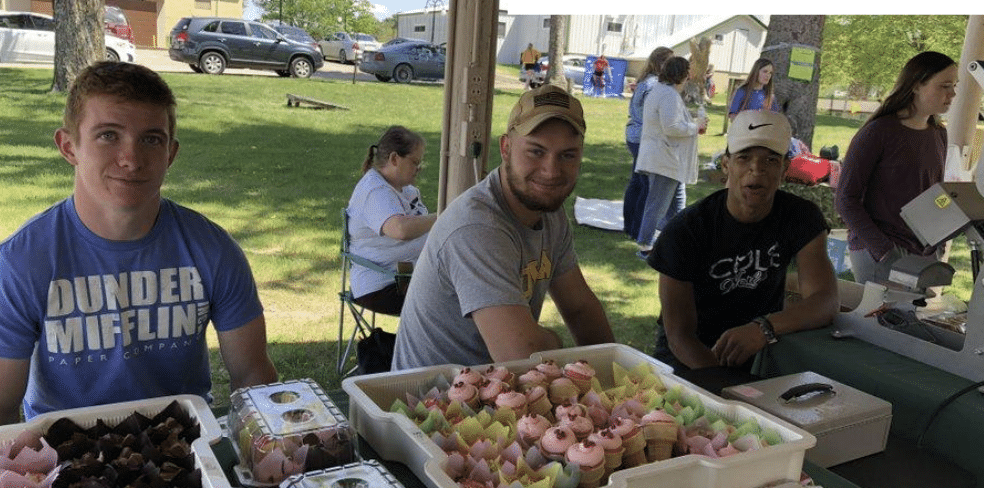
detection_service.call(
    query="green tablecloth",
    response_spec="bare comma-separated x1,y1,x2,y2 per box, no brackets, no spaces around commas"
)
754,327,983,487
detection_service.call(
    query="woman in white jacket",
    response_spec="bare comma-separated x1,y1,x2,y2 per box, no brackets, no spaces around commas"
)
635,57,707,256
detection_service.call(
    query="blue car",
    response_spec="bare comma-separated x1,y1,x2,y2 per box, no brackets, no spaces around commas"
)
359,40,445,83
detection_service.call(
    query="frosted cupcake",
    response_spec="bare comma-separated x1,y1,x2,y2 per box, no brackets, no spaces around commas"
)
640,409,678,462
565,440,605,488
447,381,480,410
535,359,564,382
453,367,484,387
516,369,548,393
610,417,646,468
556,412,594,441
563,359,596,394
525,385,553,419
484,365,515,386
479,378,509,406
538,426,577,462
494,391,529,417
587,428,624,483
516,413,552,447
548,377,580,405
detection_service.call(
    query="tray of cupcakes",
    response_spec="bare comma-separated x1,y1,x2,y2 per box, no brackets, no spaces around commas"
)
0,394,228,488
342,343,817,488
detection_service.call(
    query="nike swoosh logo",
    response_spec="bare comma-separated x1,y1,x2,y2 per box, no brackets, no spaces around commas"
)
748,123,773,130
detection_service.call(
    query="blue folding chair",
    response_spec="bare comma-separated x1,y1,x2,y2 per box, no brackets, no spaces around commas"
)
337,208,410,376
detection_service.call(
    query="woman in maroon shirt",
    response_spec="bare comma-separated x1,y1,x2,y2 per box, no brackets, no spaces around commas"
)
835,51,957,284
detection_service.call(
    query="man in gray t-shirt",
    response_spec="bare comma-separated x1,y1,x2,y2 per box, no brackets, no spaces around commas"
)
392,85,615,370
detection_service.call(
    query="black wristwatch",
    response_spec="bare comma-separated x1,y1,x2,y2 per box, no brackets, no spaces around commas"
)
752,315,779,344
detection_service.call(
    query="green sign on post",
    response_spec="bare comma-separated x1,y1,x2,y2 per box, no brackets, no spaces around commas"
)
789,47,816,82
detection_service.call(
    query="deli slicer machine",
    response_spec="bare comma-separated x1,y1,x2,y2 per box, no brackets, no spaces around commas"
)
832,60,984,383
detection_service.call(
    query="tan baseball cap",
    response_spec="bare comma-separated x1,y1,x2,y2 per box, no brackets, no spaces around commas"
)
507,84,586,136
727,110,791,156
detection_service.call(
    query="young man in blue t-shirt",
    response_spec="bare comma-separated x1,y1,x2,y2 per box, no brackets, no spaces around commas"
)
0,62,278,424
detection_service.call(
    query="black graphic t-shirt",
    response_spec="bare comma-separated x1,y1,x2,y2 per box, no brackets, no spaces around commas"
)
648,189,828,349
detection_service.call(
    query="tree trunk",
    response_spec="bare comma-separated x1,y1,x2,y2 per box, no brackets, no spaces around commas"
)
52,0,104,93
547,15,568,89
761,15,825,149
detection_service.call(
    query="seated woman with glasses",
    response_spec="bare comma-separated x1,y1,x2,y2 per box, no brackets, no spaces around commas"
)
347,126,436,315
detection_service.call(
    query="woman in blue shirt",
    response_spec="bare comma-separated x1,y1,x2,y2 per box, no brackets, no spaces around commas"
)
729,58,779,120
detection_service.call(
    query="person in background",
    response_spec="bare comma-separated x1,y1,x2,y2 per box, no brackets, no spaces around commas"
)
592,54,612,96
648,110,838,373
728,58,779,120
392,85,615,370
634,57,707,257
835,51,957,284
521,43,542,91
347,126,436,315
623,47,674,242
0,62,278,425
704,63,716,101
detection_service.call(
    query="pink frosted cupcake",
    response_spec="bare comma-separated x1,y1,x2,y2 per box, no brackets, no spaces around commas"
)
525,385,553,419
548,377,580,405
610,417,646,468
479,378,509,406
538,426,577,462
554,401,589,420
640,409,678,462
557,412,594,441
535,359,564,382
447,381,480,410
484,365,515,386
453,367,484,387
563,359,596,394
565,440,605,488
494,391,528,416
517,369,548,392
588,428,624,482
516,413,552,446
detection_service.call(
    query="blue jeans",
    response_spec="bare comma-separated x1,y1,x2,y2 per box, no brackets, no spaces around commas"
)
622,141,649,240
637,173,686,248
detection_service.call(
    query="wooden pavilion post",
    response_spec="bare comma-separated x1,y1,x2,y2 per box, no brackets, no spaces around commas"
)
436,0,499,212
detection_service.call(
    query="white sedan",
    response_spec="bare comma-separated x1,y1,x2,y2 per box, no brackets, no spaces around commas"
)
0,11,136,63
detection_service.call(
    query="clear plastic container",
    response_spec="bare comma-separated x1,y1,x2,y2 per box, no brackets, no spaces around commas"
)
279,460,404,487
228,379,356,486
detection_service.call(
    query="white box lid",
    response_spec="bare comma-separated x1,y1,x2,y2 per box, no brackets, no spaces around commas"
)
722,371,892,434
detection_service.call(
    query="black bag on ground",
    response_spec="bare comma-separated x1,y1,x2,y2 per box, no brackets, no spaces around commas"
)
356,328,396,375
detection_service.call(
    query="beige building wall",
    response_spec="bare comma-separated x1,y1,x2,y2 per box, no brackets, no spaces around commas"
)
1,0,243,48
159,0,243,48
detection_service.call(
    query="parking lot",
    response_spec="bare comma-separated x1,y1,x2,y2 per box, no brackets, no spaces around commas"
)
1,47,526,89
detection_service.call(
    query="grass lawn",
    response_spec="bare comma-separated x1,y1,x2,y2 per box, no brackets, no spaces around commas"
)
0,66,972,410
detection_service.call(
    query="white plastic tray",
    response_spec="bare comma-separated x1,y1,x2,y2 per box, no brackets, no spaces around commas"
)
343,343,816,488
0,394,229,488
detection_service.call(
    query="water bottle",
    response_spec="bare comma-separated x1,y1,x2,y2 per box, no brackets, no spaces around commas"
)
697,104,707,134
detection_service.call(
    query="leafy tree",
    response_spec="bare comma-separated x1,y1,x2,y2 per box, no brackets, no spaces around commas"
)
254,0,378,39
822,15,966,99
763,15,825,148
52,0,103,93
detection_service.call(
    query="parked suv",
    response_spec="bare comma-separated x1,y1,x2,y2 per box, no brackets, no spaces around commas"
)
168,17,322,78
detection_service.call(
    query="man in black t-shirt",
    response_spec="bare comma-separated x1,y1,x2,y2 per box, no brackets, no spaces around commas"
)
647,111,839,372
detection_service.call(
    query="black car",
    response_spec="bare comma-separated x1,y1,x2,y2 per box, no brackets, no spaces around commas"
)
169,17,323,78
